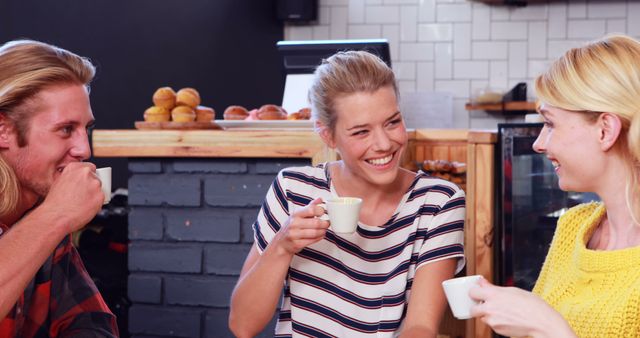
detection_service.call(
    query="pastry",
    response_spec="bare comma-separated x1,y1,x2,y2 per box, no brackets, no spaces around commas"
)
171,105,196,122
246,109,259,120
152,87,176,110
288,107,311,120
176,87,201,108
435,160,453,172
451,162,467,174
223,105,249,120
450,175,466,184
143,106,170,122
422,160,436,172
195,105,215,122
257,104,287,120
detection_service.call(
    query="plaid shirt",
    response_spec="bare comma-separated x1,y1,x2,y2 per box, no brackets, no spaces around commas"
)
0,223,119,337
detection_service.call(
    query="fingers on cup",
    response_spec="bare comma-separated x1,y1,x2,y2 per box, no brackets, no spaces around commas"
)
469,301,486,318
291,227,327,240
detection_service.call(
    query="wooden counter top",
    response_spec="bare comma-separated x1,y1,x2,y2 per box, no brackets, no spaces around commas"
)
92,128,496,163
92,129,337,164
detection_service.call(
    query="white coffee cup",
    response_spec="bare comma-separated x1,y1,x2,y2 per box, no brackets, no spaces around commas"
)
95,167,112,205
442,275,482,320
319,197,362,233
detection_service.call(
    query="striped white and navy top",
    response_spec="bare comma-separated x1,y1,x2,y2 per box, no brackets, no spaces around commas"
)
253,163,465,337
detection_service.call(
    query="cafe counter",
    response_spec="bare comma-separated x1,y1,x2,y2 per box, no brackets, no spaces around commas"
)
92,128,496,338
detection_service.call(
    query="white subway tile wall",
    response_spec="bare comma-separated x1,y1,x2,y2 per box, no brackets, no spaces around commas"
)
284,0,640,129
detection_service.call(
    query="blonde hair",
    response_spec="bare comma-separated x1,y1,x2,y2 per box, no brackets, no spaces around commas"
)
0,39,95,217
535,34,640,224
308,50,398,132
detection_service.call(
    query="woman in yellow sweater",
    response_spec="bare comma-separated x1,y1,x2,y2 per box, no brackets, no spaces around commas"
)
468,34,640,338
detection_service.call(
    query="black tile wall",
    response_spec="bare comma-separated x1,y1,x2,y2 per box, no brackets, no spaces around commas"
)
127,158,309,337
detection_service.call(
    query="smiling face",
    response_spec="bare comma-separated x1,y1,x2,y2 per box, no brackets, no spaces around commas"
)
532,104,603,192
0,84,94,204
321,85,407,187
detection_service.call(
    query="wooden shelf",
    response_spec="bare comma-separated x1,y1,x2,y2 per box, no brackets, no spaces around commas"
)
91,129,338,165
465,101,536,112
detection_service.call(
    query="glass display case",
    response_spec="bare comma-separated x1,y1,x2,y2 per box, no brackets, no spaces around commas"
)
496,123,598,290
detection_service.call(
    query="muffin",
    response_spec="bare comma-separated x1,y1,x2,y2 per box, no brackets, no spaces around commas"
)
143,106,171,122
195,105,216,122
176,87,201,108
257,104,287,120
223,105,249,120
152,87,177,110
171,105,196,122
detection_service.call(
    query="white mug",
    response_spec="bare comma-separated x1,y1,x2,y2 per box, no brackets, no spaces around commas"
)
442,275,482,320
95,167,112,205
319,197,362,234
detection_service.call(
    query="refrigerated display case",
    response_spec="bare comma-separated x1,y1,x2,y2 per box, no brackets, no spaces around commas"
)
496,123,598,290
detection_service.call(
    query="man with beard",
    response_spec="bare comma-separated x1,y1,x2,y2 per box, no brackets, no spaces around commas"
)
0,40,118,337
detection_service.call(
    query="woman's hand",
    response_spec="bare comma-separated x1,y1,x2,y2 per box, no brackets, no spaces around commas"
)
469,278,576,338
272,198,330,256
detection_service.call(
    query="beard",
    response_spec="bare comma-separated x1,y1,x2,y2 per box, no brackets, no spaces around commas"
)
12,149,51,203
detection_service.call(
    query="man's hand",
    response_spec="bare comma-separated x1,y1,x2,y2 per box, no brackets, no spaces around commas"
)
39,162,104,233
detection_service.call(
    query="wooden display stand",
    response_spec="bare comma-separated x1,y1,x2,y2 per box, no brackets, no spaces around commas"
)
405,129,497,338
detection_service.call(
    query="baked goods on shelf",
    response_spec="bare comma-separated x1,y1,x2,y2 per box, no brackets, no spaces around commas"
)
451,162,467,174
195,105,215,122
257,104,287,120
421,159,467,190
141,86,213,126
143,106,171,122
176,87,201,108
288,107,311,120
152,87,177,110
223,105,249,120
171,105,196,122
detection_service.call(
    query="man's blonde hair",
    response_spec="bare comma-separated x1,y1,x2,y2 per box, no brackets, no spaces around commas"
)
0,39,95,217
535,34,640,224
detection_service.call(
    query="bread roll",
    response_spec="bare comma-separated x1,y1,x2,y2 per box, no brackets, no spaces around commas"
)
144,106,170,122
171,105,196,122
223,105,249,120
195,105,215,122
257,104,287,120
288,107,311,120
152,87,176,110
176,87,201,108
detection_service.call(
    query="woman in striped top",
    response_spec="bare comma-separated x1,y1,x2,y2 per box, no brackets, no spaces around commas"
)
229,51,466,338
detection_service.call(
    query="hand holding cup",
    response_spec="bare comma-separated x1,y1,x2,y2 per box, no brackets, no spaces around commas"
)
40,162,104,233
442,275,482,320
273,198,330,255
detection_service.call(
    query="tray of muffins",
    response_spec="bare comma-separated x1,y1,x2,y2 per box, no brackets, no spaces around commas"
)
136,87,222,130
215,104,313,129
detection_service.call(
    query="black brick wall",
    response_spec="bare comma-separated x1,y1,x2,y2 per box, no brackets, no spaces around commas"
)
127,158,308,338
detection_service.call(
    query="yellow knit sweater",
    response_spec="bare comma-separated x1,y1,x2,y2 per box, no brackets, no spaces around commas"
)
533,202,640,338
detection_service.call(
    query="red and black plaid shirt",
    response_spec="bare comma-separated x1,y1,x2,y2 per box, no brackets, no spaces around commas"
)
0,224,119,337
